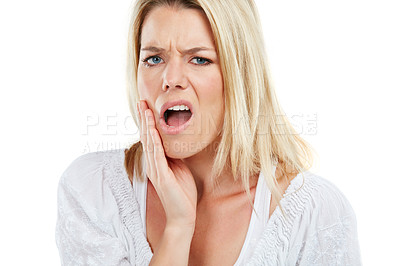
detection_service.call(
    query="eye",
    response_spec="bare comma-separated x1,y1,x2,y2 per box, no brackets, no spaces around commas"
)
190,57,212,65
143,56,164,66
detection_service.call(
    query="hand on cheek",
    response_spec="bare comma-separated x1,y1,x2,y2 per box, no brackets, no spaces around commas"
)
137,100,198,230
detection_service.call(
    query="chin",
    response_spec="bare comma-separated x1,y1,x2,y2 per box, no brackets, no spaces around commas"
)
164,152,192,160
162,139,201,159
161,134,219,160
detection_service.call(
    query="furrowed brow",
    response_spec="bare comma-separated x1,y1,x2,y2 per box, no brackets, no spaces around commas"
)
141,46,165,52
183,47,214,54
141,46,214,54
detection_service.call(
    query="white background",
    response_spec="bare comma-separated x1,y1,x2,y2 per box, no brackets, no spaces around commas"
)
1,0,399,265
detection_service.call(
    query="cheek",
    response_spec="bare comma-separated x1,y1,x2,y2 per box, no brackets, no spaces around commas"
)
192,70,224,132
199,71,224,112
137,70,160,100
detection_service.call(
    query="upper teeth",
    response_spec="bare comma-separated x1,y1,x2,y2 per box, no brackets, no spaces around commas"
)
167,105,190,111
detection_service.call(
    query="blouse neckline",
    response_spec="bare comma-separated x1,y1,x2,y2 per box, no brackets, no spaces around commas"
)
132,153,307,264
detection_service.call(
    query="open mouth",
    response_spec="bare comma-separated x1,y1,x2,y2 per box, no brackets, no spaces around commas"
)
163,104,192,127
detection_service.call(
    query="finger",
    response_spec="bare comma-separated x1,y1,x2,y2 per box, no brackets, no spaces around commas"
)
137,101,143,143
150,127,169,179
145,109,155,152
145,108,157,180
139,100,148,148
140,100,152,178
136,102,141,122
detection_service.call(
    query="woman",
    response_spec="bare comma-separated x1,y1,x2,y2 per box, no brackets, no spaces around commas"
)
56,0,362,265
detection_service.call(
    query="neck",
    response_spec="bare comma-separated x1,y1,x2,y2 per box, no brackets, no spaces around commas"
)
181,141,257,202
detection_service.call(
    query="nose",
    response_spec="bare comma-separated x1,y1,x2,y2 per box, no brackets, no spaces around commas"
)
162,58,188,91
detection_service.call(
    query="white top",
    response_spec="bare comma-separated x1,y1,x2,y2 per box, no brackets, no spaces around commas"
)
133,161,274,265
56,149,362,265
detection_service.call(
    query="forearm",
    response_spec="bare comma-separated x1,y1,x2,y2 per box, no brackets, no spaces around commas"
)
149,225,194,266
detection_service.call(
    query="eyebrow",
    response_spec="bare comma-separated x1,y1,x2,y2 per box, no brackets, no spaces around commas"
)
141,46,214,54
141,46,165,53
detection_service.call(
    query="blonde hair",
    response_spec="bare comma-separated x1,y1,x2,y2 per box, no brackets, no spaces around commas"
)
125,0,314,217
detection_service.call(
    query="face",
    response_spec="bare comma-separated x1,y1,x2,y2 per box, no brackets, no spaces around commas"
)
137,6,224,159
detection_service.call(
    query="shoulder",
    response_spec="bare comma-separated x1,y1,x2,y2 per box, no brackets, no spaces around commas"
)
57,149,131,223
56,150,150,264
286,172,359,247
282,171,355,215
279,171,359,237
301,172,356,219
59,149,126,192
249,172,361,264
283,173,362,264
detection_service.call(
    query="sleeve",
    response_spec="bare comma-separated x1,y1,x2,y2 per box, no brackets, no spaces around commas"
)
55,153,133,266
289,178,362,266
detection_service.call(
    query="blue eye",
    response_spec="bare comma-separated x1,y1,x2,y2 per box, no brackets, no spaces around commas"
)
191,57,211,65
144,56,163,66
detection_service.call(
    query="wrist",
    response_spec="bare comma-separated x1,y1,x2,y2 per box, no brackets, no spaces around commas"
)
164,222,195,239
149,224,194,266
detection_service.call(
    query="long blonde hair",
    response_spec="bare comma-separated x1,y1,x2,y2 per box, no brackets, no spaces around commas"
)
125,0,314,216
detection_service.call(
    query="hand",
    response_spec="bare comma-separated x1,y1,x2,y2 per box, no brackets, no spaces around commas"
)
138,100,198,230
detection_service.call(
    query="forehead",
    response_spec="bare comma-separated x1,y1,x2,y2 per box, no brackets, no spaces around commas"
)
140,6,215,49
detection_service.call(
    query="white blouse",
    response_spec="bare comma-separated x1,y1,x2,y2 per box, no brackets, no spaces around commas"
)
56,149,362,265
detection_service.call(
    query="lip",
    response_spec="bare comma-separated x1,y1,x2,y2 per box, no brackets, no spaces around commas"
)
159,99,194,135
